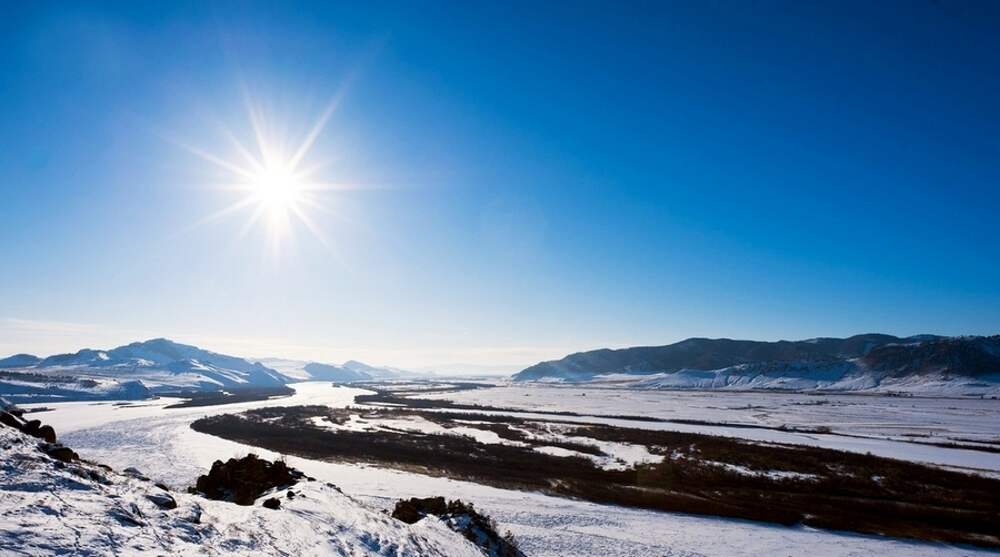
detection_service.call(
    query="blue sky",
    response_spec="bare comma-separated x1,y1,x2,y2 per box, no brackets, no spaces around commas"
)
1,1,998,369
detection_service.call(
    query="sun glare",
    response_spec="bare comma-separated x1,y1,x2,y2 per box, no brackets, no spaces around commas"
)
251,164,304,216
179,95,344,252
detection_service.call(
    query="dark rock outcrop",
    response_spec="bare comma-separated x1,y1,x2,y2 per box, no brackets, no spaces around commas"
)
1,404,58,443
22,419,42,435
36,425,57,443
2,399,74,461
124,467,151,481
192,454,303,505
392,497,524,557
262,497,281,510
146,492,178,510
392,496,450,524
41,443,78,462
0,410,22,430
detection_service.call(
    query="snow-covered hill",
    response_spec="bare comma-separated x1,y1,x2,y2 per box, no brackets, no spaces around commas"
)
516,335,1000,396
255,357,425,383
0,353,41,368
1,340,437,404
0,371,150,403
342,360,425,380
620,360,1000,396
1,339,291,402
0,410,485,556
40,338,290,388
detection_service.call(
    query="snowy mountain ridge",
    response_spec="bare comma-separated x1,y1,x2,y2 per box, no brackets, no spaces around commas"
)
516,334,1000,396
0,339,290,402
255,357,425,383
1,339,427,404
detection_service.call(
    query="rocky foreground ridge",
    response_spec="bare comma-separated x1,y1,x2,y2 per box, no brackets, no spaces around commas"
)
0,398,513,556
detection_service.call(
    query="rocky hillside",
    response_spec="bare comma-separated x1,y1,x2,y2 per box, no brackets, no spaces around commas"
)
0,399,489,556
514,335,1000,395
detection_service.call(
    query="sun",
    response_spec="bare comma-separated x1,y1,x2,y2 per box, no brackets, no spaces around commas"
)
250,163,305,218
179,96,343,251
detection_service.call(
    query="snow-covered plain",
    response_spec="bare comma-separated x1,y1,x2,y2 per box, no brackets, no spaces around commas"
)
19,382,1000,556
423,384,1000,476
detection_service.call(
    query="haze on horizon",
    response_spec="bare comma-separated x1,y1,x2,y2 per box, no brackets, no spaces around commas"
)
1,2,998,370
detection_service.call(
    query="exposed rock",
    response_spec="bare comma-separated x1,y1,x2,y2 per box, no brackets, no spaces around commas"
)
124,467,151,481
71,466,111,485
0,407,59,443
392,497,524,557
88,469,111,485
36,425,57,443
393,496,448,524
109,504,145,527
41,443,78,462
147,492,178,510
0,410,23,431
262,497,281,510
186,505,203,524
193,454,303,506
22,419,42,436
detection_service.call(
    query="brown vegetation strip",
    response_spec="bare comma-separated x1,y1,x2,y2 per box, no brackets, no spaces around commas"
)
163,387,294,409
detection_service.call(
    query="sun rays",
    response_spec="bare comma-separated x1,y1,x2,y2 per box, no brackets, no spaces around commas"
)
178,93,347,254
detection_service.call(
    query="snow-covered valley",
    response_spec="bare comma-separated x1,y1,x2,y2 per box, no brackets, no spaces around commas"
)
6,382,998,556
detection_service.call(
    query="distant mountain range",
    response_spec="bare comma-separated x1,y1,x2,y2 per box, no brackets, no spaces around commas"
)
0,339,418,403
514,334,1000,396
253,357,421,383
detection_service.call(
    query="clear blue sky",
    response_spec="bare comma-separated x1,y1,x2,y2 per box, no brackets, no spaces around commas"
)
1,1,998,369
